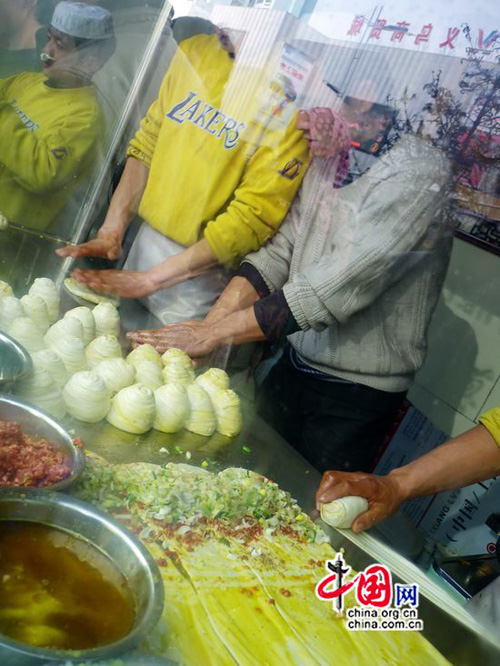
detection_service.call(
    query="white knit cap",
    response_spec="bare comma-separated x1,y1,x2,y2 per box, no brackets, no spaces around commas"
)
51,2,114,40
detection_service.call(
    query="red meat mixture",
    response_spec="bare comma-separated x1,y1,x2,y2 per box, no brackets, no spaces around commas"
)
0,421,72,487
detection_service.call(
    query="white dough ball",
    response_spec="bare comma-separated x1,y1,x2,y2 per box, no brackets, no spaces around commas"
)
31,349,68,388
9,317,45,352
20,294,50,334
45,317,84,348
93,302,120,337
153,383,190,433
184,384,216,436
29,277,60,323
63,371,111,423
85,335,122,369
64,307,95,346
107,383,155,434
94,357,136,394
56,335,87,375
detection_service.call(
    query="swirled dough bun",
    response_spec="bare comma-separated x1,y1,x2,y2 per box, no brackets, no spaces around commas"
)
32,349,68,388
55,335,87,375
94,357,136,395
107,383,156,434
184,384,216,437
161,348,194,369
133,360,163,390
29,277,60,323
93,302,121,337
17,366,66,420
196,368,230,401
44,317,84,348
64,306,95,346
153,383,190,433
63,370,111,423
0,296,25,331
212,389,242,437
162,362,195,387
20,294,50,334
127,343,162,370
85,334,122,369
9,317,45,352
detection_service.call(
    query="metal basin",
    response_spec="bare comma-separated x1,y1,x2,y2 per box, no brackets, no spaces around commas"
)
0,332,32,390
0,488,165,664
0,395,85,491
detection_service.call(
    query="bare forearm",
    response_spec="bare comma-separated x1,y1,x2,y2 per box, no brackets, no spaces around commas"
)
207,306,266,348
389,424,500,501
148,238,220,291
205,276,261,324
101,157,149,240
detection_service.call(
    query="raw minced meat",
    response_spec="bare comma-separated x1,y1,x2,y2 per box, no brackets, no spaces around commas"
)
0,420,71,487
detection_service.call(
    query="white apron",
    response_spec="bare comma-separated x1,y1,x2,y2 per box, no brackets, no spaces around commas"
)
124,223,230,325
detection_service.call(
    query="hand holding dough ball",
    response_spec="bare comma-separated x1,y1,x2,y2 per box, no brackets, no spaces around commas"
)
93,302,120,337
153,383,190,433
28,277,60,323
64,307,95,345
94,358,136,394
107,384,156,434
63,371,111,423
85,335,122,368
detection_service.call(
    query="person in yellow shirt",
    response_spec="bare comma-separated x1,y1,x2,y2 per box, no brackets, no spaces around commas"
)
0,2,115,231
316,407,500,533
57,30,312,323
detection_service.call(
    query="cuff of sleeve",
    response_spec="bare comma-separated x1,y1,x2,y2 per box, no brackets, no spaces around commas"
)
127,144,152,169
237,263,270,298
204,224,238,267
282,280,312,331
253,290,300,342
479,409,500,447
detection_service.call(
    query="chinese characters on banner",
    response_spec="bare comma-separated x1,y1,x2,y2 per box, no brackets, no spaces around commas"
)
346,15,498,56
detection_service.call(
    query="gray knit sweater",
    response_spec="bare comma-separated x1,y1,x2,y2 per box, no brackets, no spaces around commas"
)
245,135,453,392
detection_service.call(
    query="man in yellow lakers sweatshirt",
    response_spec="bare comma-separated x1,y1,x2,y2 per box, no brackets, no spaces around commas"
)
59,30,311,323
0,2,115,232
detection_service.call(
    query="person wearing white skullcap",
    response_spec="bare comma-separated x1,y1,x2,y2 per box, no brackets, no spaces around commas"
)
0,2,115,231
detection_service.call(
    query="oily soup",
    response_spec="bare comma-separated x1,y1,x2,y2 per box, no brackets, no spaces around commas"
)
0,521,135,650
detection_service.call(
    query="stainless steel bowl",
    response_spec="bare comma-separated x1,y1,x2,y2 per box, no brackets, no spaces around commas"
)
0,395,85,491
0,332,32,389
0,488,165,665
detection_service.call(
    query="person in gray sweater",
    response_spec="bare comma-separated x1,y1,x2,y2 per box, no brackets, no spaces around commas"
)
128,124,453,473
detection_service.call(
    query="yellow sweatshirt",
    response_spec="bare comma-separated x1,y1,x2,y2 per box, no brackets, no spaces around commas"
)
479,407,500,447
127,34,310,267
0,72,102,230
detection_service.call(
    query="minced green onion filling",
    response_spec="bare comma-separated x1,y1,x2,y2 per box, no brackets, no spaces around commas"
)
73,457,328,544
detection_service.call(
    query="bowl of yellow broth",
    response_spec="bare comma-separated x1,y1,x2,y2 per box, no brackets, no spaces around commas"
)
0,488,164,665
